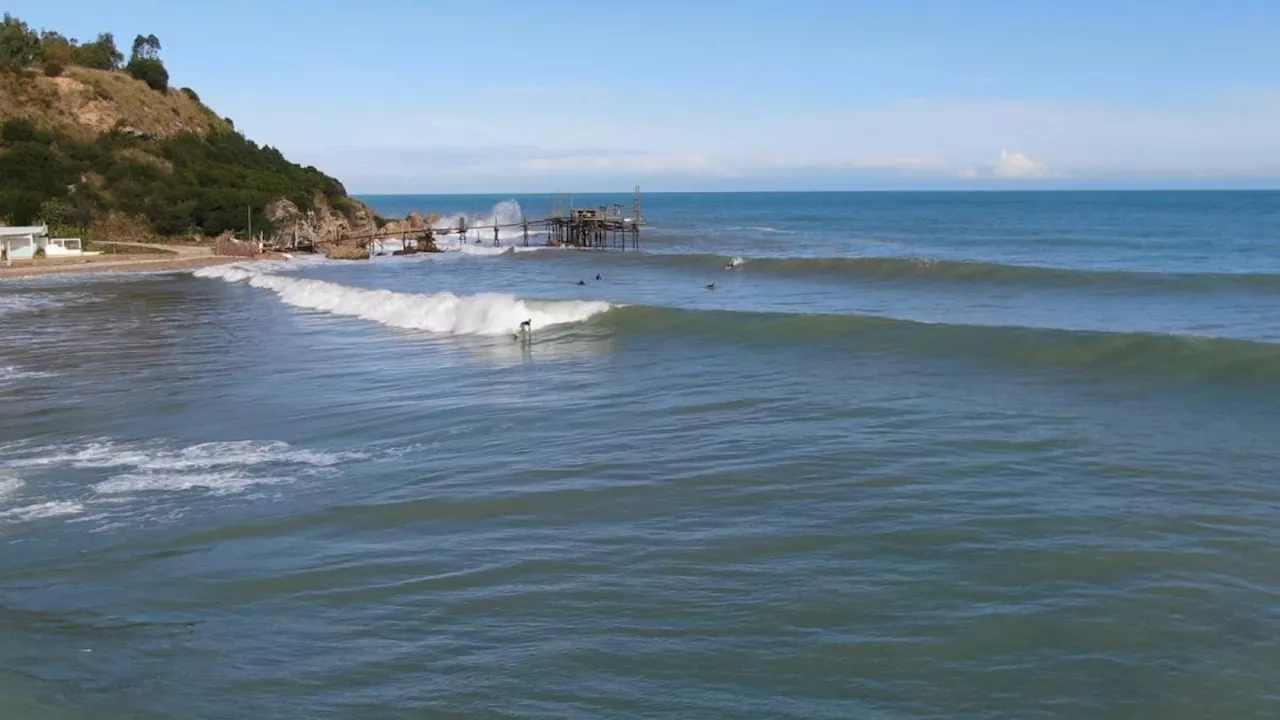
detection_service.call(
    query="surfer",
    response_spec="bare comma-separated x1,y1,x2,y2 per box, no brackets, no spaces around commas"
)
514,318,532,341
596,273,602,281
705,283,716,290
577,280,586,286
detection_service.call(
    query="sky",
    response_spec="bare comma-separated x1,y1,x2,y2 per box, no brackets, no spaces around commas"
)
8,0,1280,193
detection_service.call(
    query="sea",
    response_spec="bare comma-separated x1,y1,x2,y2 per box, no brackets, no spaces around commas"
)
2,191,1279,719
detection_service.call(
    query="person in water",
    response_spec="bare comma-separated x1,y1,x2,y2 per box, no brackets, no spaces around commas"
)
577,280,586,286
705,283,716,290
596,273,602,281
519,319,532,333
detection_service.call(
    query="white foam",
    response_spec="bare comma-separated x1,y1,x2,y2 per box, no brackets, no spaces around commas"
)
0,438,366,529
8,439,360,472
92,471,290,496
0,475,22,499
727,256,745,268
0,500,85,523
0,365,59,388
195,265,613,336
727,226,790,234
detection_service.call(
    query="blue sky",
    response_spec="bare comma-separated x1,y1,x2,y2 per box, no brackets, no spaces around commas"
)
9,0,1280,192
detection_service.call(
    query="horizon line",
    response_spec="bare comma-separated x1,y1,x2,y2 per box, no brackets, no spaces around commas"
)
355,187,1280,197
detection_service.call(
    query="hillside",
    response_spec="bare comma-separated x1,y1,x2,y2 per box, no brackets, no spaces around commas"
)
0,65,228,140
0,13,378,244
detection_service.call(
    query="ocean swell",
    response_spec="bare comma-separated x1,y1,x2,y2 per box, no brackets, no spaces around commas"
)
596,305,1280,385
626,252,1280,292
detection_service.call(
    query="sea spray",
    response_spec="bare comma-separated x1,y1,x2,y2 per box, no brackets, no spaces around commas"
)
431,200,532,246
195,264,613,336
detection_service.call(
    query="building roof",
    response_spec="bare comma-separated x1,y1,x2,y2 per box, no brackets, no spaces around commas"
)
0,226,48,237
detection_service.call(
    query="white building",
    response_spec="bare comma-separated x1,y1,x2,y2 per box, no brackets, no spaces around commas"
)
0,225,48,261
0,226,89,262
46,237,86,257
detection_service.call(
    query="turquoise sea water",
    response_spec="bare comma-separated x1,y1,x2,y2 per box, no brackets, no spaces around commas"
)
2,191,1279,718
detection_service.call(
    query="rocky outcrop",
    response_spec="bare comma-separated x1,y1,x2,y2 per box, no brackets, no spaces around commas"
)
378,210,443,239
266,195,379,250
324,243,370,260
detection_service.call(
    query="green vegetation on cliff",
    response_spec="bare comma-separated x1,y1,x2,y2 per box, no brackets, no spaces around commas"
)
0,13,360,238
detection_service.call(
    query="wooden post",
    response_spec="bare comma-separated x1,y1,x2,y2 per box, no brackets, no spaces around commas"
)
523,221,529,247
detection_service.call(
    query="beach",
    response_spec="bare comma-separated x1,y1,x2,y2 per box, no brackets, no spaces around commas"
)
0,241,289,279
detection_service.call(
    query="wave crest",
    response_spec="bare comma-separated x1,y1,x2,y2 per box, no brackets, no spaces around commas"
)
195,264,613,336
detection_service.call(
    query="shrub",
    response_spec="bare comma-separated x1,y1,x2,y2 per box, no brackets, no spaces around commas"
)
180,86,200,103
127,57,168,92
0,116,39,143
42,60,62,77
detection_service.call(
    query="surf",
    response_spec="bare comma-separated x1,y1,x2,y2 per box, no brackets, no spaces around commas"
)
194,263,614,336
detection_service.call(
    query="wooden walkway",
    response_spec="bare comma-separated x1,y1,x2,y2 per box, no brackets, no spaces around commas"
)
314,189,646,253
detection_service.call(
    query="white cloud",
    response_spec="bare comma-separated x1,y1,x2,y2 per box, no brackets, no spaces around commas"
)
291,87,1280,191
993,149,1049,178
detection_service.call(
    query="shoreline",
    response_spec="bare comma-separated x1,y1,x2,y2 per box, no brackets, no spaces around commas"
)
0,255,247,280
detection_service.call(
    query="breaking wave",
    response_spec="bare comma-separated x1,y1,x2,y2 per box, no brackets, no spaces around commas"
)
431,200,533,246
195,263,613,336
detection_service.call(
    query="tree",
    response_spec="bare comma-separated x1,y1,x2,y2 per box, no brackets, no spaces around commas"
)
127,57,168,92
130,33,161,62
38,30,77,65
73,32,122,70
0,13,40,71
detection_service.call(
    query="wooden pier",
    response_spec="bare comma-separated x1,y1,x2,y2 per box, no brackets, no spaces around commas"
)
321,187,645,254
543,205,640,250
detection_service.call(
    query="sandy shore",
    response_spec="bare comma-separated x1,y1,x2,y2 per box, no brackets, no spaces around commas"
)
0,254,246,279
